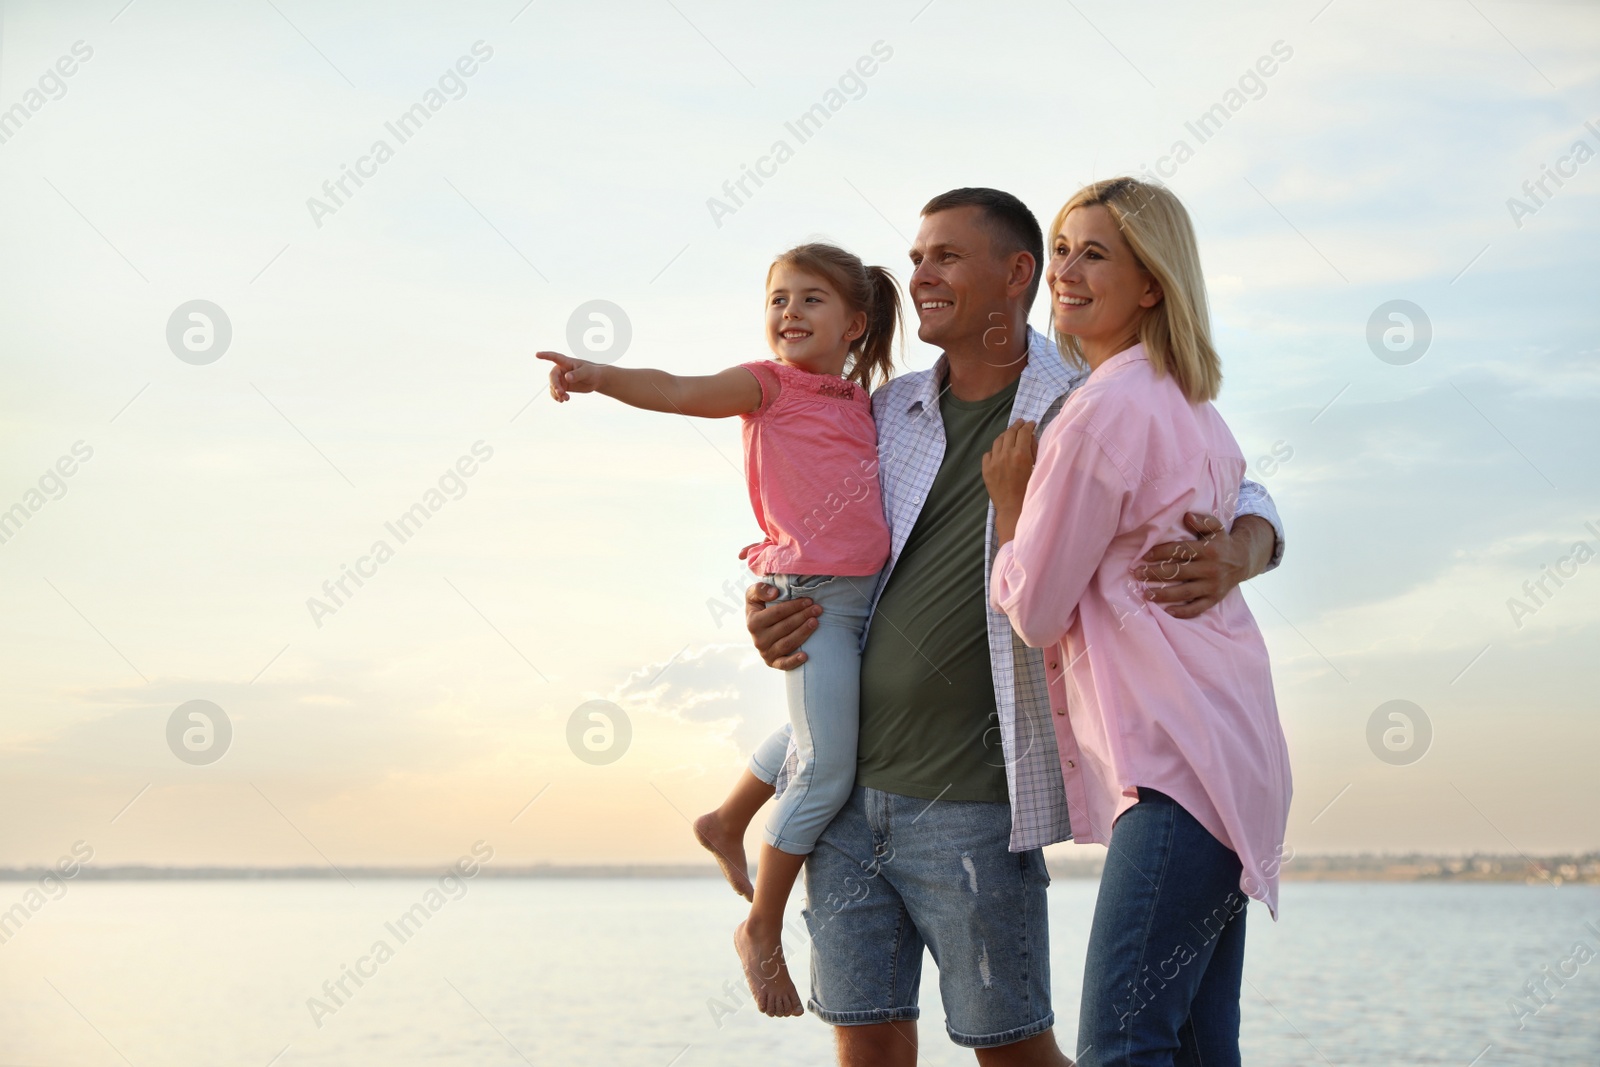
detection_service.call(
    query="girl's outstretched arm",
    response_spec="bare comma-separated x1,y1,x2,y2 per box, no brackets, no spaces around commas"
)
537,351,764,418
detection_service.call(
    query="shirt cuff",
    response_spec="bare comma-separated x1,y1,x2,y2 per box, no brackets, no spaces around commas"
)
1236,478,1286,571
989,541,1016,613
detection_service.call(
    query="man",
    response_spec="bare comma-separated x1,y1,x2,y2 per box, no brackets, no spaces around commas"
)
745,188,1284,1066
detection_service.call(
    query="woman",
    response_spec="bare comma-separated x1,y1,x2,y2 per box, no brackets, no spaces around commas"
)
983,177,1292,1066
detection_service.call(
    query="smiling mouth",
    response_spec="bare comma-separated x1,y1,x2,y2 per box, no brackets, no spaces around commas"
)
779,329,811,341
1056,293,1091,307
919,300,953,311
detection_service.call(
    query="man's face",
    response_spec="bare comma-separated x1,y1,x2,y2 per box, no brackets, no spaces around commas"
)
907,206,1014,352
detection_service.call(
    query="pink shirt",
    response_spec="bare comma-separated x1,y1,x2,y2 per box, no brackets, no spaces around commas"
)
737,359,890,578
990,345,1292,916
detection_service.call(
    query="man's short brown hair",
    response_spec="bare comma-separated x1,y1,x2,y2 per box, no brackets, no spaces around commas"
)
921,187,1045,305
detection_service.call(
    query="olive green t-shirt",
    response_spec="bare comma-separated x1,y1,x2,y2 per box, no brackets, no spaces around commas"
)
855,376,1019,803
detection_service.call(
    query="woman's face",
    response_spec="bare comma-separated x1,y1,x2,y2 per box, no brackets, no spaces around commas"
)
1045,204,1163,363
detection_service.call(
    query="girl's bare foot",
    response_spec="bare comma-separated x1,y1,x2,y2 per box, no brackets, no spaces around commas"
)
694,811,754,901
734,917,803,1017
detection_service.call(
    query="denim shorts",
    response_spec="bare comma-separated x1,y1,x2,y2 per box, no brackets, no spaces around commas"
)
801,786,1055,1048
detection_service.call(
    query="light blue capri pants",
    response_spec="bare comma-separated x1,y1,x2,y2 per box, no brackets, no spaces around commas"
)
747,570,880,855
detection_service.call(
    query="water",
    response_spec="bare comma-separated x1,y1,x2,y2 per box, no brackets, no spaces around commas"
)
1,879,1595,1065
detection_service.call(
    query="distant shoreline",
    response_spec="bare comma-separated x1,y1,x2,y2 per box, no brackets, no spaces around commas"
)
2,853,1595,884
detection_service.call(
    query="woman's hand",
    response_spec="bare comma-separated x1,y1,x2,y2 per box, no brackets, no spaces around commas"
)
982,420,1037,546
536,350,605,402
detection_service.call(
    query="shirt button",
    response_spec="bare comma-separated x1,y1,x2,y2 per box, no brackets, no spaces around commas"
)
1053,706,1066,716
1048,660,1059,669
1066,760,1076,769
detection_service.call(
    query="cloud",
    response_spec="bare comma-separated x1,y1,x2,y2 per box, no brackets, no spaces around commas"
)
612,643,785,756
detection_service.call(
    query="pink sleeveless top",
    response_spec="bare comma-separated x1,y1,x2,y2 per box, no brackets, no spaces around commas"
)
737,359,890,578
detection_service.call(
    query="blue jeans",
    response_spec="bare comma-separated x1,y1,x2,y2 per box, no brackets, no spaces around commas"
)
802,786,1055,1048
746,571,878,855
1078,789,1247,1067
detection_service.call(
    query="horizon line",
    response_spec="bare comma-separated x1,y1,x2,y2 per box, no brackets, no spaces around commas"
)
3,850,1597,881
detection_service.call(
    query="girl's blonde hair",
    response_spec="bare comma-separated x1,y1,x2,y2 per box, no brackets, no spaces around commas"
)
767,243,901,392
1049,178,1221,403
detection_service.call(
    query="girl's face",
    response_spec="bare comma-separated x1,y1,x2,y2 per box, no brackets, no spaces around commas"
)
765,264,865,375
1045,204,1163,365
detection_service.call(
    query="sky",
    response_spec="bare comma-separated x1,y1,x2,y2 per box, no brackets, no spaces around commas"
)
0,0,1596,871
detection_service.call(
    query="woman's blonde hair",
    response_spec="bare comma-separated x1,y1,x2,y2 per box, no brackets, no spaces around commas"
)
1049,178,1221,402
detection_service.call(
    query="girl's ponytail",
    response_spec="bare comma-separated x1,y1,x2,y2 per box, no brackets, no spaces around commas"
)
850,265,901,392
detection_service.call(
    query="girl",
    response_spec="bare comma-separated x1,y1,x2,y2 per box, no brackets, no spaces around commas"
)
982,178,1292,1066
538,243,899,1018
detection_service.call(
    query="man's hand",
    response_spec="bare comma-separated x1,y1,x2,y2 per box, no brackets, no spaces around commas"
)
745,582,822,670
1133,513,1276,619
982,420,1037,546
536,350,605,402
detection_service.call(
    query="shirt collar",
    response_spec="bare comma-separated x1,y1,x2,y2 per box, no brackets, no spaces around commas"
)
906,327,1082,416
1092,341,1149,378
